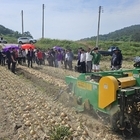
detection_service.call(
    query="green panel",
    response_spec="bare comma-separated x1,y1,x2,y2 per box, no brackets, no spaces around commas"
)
65,76,109,114
121,88,135,96
133,69,140,86
74,80,99,109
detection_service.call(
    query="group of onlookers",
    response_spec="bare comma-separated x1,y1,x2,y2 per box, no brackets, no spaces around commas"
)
0,47,45,73
0,48,18,74
0,45,123,74
18,48,46,68
76,47,101,73
46,48,74,70
76,46,123,73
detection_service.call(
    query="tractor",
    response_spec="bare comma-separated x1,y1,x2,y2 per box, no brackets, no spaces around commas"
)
65,58,140,137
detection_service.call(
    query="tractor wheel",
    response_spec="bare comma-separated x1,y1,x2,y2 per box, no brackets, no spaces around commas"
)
132,122,140,137
122,119,133,138
110,112,133,137
110,111,120,132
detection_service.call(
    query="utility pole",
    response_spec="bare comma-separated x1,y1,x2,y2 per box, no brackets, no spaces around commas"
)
42,4,45,39
96,6,102,47
21,10,24,35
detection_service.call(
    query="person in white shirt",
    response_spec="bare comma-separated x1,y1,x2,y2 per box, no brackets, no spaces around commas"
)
86,48,93,72
22,49,27,64
64,50,68,69
80,49,86,73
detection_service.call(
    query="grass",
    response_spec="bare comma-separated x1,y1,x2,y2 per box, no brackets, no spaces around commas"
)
49,125,72,140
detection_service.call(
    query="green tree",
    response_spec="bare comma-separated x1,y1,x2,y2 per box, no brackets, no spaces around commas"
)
131,32,140,42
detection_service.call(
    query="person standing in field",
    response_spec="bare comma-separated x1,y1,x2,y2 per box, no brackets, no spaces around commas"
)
111,48,123,70
6,48,12,70
90,47,101,72
1,50,6,66
11,48,17,74
80,49,86,73
22,49,26,64
77,47,82,66
86,48,93,72
57,50,63,68
67,49,74,70
63,49,68,69
37,49,43,65
54,49,58,67
27,47,34,68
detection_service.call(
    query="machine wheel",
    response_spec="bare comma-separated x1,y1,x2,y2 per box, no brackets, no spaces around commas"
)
122,119,133,138
110,111,120,132
110,112,133,137
30,41,33,44
132,122,140,137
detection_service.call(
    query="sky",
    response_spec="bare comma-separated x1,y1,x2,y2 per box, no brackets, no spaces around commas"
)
0,0,140,41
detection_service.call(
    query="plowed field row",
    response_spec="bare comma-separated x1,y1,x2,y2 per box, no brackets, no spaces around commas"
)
0,65,127,140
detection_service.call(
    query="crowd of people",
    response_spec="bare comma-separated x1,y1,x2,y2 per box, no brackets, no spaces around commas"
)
0,45,123,74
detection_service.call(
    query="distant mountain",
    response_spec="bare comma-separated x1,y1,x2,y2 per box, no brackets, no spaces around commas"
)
0,25,33,38
80,24,140,42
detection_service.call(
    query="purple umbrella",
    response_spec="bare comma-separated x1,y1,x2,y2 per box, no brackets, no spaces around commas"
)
2,44,19,52
53,46,64,51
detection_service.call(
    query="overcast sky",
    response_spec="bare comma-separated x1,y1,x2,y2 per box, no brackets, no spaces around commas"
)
0,0,140,40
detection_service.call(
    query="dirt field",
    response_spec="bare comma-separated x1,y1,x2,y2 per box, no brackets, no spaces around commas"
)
0,60,138,140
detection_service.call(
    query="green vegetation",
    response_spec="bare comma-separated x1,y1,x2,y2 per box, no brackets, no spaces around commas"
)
0,24,33,40
35,38,86,53
79,40,140,59
49,125,72,140
1,24,140,59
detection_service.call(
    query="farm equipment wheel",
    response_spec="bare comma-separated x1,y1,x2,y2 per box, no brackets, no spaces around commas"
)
110,111,120,132
110,112,133,137
122,119,133,138
132,122,140,137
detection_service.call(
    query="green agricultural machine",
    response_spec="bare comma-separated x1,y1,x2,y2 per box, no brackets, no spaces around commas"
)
65,60,140,137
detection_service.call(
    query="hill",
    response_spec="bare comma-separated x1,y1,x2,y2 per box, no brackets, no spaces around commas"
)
80,24,140,42
0,25,33,40
0,25,21,38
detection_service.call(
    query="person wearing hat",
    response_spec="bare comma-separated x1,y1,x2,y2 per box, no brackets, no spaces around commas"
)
90,47,101,72
111,48,123,70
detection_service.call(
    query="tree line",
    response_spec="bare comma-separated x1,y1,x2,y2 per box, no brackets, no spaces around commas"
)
0,25,33,38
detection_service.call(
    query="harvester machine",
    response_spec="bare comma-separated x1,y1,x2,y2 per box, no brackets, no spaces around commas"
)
65,60,140,137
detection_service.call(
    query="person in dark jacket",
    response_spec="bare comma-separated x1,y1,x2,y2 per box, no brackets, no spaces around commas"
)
111,48,123,70
27,47,34,68
11,48,17,74
1,50,6,66
6,48,12,70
